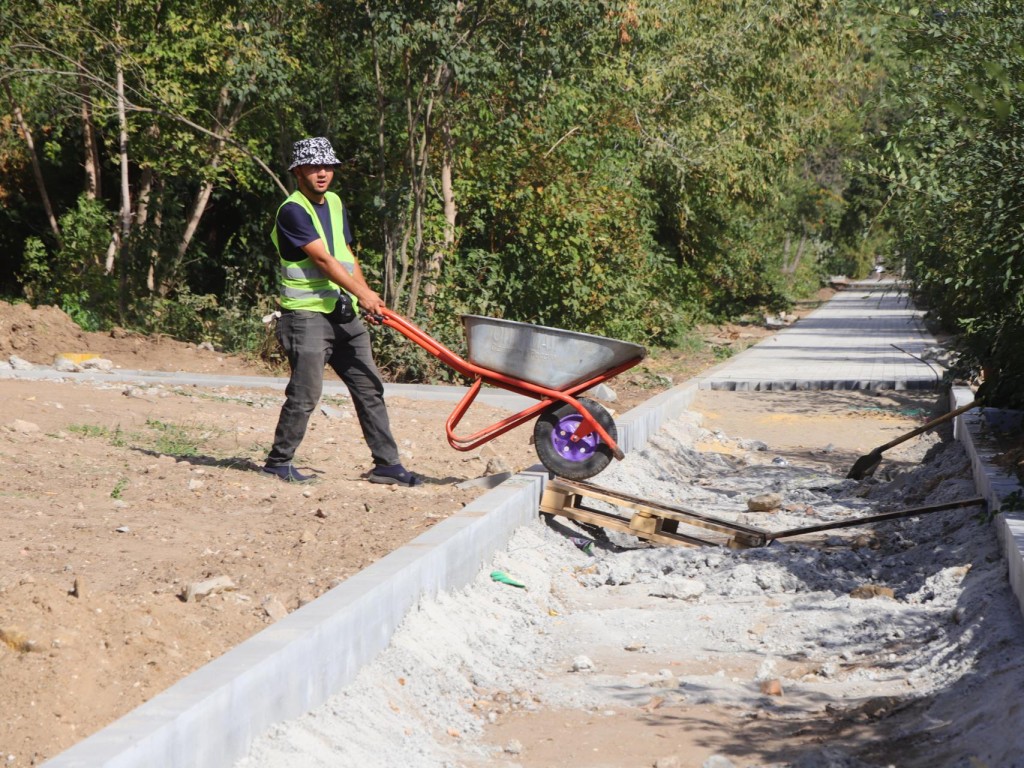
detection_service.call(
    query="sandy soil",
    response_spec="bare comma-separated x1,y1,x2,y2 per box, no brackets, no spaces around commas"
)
0,291,941,767
0,301,541,765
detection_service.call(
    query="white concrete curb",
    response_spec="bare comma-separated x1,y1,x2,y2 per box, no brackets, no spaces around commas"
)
951,386,1024,619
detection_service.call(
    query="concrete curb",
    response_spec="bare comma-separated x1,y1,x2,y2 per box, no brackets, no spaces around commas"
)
951,386,1024,619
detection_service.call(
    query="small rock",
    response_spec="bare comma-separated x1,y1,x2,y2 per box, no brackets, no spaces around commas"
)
80,357,113,371
115,526,130,533
320,404,347,419
850,584,895,600
70,577,84,599
298,529,315,544
485,456,512,475
771,456,789,466
702,756,737,768
759,678,784,696
585,383,618,402
504,739,523,756
747,492,782,512
314,508,328,519
53,357,80,372
5,419,40,434
649,578,707,601
0,627,36,653
624,641,645,652
650,670,677,689
188,478,204,491
182,575,236,602
9,355,34,370
571,655,594,672
262,597,288,621
654,757,683,768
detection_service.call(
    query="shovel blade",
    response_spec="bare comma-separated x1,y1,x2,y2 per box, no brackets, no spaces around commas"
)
847,450,882,480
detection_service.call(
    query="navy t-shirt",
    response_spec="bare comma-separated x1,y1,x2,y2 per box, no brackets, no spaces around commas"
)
275,198,354,262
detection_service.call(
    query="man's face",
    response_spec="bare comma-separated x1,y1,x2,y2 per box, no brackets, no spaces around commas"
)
294,164,334,199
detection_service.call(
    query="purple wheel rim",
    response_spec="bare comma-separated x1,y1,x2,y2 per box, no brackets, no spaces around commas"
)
549,413,602,463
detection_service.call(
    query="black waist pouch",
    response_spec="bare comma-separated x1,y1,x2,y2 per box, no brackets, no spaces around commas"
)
327,294,356,324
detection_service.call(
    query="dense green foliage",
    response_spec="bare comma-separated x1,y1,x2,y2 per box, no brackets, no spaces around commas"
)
5,1,1017,400
875,1,1024,407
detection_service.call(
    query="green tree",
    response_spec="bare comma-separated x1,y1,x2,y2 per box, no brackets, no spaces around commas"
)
878,1,1024,406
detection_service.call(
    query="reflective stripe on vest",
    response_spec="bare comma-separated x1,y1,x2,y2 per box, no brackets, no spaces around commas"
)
271,190,358,312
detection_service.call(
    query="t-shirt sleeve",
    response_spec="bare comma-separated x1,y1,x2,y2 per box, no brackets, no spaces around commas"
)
276,202,321,261
342,207,354,245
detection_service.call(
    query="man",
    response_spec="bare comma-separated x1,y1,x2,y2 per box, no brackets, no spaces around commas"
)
262,136,420,486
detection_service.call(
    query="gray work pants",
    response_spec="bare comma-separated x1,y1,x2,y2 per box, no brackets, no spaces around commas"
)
266,309,400,468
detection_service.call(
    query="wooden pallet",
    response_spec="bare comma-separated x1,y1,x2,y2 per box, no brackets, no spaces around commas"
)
540,480,986,549
539,479,771,548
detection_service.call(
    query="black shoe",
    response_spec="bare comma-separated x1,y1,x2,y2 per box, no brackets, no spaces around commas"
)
262,464,315,483
368,463,422,487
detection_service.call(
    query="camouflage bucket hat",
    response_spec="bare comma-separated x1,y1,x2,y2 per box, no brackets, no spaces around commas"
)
288,137,341,170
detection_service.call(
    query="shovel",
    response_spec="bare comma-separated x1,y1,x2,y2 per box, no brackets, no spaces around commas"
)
846,400,978,480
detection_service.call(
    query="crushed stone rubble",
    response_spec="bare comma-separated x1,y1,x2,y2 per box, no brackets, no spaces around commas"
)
237,411,1024,768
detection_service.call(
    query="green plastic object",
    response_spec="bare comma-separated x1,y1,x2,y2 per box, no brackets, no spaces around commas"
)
490,570,526,589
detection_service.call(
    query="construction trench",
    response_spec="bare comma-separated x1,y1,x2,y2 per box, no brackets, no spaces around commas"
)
35,283,1024,768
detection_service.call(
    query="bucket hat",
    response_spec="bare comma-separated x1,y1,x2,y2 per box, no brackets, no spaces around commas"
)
288,137,341,171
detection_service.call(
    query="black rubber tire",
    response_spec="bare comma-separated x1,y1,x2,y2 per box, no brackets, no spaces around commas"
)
533,397,617,480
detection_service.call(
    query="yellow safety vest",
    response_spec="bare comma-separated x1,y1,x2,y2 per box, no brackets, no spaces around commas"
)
271,190,357,313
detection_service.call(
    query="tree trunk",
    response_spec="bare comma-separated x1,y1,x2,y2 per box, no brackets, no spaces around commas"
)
107,50,131,280
367,1,400,306
3,81,62,248
80,74,102,201
134,165,154,289
147,178,165,293
422,116,457,317
782,230,808,276
167,86,245,292
404,61,450,318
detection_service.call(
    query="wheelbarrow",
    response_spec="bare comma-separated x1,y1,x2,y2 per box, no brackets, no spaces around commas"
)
373,308,646,480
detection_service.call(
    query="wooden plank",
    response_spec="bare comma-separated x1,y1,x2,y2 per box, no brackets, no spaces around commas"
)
544,479,768,547
540,485,728,548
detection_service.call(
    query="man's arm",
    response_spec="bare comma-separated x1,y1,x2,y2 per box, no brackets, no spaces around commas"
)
301,239,385,314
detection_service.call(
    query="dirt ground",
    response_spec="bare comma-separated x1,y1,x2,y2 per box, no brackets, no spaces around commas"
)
0,292,947,766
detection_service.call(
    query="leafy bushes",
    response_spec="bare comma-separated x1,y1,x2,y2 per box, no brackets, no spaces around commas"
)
882,1,1024,407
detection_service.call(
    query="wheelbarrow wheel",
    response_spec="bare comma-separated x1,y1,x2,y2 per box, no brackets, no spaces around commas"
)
534,397,617,480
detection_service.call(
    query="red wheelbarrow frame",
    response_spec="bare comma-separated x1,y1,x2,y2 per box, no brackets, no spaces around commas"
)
375,308,642,461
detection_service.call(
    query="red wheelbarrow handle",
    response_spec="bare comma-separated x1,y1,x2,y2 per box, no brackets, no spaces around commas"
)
372,308,634,460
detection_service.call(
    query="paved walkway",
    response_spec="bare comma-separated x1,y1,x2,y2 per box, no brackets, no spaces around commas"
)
702,282,943,391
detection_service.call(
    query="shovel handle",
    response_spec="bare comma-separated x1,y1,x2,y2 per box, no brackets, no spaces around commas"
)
873,400,977,452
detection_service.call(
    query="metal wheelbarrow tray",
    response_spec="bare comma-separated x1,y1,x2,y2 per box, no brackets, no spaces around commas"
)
376,309,646,480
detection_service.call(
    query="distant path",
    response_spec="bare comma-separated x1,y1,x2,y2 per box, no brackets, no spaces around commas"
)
702,281,943,391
